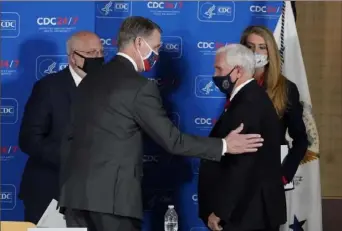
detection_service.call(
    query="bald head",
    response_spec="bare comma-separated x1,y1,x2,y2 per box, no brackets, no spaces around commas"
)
67,31,102,55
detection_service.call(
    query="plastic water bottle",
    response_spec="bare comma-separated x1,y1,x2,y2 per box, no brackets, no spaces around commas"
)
164,205,178,231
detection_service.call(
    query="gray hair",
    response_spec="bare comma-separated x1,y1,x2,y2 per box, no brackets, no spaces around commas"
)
216,44,255,76
117,16,162,50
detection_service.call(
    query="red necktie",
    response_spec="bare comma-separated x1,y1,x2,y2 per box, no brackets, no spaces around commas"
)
224,99,231,109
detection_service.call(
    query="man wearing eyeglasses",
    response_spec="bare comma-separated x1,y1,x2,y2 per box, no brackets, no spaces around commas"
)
18,31,104,224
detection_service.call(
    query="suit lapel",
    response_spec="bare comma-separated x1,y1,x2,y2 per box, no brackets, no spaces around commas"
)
62,67,77,105
209,80,258,137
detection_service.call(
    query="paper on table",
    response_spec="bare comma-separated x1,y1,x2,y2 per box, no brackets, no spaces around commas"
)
281,145,294,190
37,199,67,228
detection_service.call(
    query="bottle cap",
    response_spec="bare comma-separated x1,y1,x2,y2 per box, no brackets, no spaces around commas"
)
168,205,174,209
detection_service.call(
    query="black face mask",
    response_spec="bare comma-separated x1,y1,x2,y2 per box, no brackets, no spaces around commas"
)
212,67,237,96
74,51,104,74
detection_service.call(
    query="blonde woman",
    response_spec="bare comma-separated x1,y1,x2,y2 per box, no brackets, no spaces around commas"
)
240,25,308,189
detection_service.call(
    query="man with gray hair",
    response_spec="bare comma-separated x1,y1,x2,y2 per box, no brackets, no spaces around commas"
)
198,44,286,231
59,17,264,231
18,31,103,224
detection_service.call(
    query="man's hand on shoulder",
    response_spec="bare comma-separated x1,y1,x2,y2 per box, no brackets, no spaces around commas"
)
224,123,263,154
208,213,223,231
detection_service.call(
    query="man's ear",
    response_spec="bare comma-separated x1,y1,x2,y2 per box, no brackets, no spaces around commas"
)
69,52,76,65
133,37,142,49
236,66,244,79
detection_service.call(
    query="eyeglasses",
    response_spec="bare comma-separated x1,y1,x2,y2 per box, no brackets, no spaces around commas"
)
74,49,104,57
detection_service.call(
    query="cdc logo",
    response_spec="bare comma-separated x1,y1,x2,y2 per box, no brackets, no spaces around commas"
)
101,38,117,46
143,152,173,171
195,118,214,125
197,1,235,23
143,189,174,212
36,55,68,80
160,36,183,59
194,75,225,98
249,4,281,19
0,184,16,210
0,12,20,38
250,5,280,14
36,17,79,26
0,98,18,125
192,194,198,203
101,38,117,59
96,1,132,18
143,154,159,164
147,1,182,10
194,117,216,132
143,1,183,17
197,41,228,55
197,42,216,49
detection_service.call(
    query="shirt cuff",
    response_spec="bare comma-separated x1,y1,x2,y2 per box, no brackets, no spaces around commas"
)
282,176,288,185
222,139,227,155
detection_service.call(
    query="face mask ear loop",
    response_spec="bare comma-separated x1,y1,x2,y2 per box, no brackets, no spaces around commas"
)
137,49,145,72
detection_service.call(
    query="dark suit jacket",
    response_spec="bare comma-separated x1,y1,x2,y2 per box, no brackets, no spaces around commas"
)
198,80,286,230
59,55,223,220
279,79,308,183
19,68,76,209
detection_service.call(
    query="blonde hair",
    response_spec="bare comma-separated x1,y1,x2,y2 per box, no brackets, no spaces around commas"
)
240,26,288,117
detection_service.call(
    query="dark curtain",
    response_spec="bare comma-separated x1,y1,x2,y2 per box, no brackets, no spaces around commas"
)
291,1,297,22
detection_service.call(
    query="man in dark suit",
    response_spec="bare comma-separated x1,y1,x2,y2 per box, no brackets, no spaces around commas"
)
59,17,264,231
198,44,286,231
18,31,104,224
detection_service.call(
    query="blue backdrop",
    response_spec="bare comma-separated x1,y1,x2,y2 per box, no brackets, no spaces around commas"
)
0,1,282,230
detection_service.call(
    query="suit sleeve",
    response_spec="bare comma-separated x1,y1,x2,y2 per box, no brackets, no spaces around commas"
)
18,80,60,168
133,81,222,161
282,83,308,182
213,102,261,222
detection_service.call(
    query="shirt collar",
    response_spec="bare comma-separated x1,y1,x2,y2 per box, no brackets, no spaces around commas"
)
69,65,83,87
229,78,254,101
116,52,138,71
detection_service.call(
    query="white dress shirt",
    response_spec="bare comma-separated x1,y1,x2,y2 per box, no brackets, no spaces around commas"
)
69,65,83,87
222,78,255,154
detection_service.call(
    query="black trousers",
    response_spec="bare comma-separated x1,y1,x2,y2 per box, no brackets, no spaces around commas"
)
65,209,142,231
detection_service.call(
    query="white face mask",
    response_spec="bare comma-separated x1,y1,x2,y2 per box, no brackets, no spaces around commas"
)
137,38,159,72
254,53,268,68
